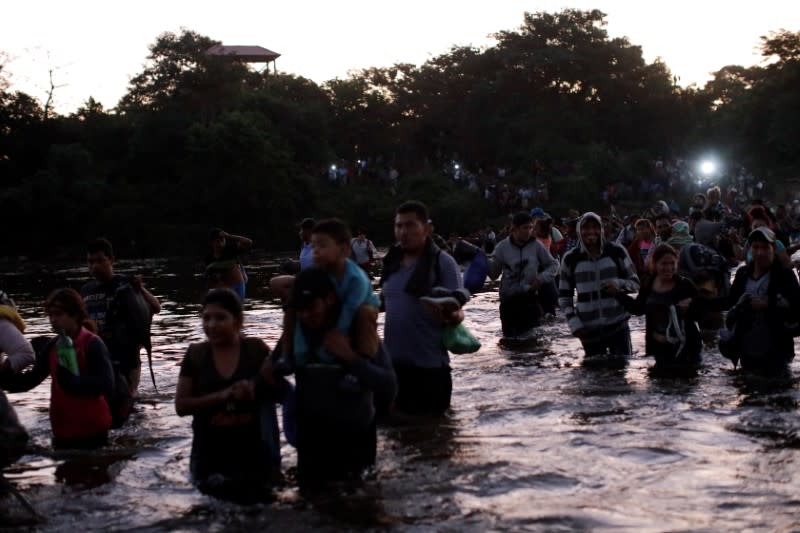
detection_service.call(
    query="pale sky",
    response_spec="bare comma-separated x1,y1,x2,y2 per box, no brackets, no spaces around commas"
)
2,1,797,114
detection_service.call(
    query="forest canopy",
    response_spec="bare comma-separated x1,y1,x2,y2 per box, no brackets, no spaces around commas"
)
1,10,798,256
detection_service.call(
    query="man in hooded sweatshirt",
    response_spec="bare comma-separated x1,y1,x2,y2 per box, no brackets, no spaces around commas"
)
558,212,640,358
489,211,559,338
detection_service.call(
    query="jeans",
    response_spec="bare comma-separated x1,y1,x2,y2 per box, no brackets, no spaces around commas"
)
538,280,559,315
499,292,541,337
393,364,452,416
581,324,632,357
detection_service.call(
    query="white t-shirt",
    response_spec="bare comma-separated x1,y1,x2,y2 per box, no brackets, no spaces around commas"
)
351,238,377,265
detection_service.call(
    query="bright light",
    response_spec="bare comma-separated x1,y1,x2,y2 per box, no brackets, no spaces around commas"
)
330,165,336,171
700,160,715,176
454,164,460,170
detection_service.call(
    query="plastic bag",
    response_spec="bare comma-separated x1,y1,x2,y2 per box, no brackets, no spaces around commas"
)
443,323,481,354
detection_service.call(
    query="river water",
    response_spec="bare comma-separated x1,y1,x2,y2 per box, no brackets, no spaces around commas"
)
1,254,799,531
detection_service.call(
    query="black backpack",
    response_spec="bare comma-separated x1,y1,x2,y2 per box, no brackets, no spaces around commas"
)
679,243,730,297
107,281,156,390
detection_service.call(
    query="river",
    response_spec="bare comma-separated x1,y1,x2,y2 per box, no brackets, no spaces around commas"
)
1,254,799,531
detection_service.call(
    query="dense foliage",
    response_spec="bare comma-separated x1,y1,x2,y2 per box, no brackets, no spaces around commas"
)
1,11,798,257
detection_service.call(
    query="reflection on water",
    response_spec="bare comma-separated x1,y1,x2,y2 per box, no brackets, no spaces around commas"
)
1,256,799,531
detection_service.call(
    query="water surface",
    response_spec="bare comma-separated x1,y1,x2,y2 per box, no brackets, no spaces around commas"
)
2,255,798,531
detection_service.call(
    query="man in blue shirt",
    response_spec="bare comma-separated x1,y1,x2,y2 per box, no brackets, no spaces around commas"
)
270,217,315,303
298,217,315,272
380,201,464,415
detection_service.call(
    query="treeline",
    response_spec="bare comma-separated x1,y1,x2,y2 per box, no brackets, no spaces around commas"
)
1,9,798,257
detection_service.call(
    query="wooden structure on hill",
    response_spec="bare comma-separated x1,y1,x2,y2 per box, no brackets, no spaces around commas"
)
206,44,281,73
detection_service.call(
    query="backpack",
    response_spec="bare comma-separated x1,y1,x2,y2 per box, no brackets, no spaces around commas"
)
678,244,730,297
463,250,488,293
107,281,156,390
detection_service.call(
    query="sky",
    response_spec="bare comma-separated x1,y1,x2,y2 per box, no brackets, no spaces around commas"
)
1,1,798,114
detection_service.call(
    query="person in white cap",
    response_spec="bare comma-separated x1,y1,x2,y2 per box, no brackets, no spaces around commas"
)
721,226,800,373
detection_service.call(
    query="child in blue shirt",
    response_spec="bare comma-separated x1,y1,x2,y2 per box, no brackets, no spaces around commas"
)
292,219,380,367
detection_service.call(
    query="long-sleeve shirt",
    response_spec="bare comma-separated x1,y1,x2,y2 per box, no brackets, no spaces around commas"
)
558,242,640,337
616,276,704,361
1,333,114,397
488,236,559,300
1,329,114,442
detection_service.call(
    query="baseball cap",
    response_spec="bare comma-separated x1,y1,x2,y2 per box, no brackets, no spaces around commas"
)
530,207,552,220
748,226,776,244
288,268,335,309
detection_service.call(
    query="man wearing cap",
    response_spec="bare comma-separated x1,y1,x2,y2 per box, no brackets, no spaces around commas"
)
489,211,559,339
723,226,800,373
558,212,640,360
274,267,397,482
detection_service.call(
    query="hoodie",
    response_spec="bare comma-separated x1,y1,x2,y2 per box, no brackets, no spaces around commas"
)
558,212,640,337
488,235,559,300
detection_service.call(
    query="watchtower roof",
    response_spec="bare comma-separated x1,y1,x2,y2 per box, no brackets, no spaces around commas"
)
206,44,281,63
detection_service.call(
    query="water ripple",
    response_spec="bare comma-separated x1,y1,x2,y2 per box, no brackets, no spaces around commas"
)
1,257,799,531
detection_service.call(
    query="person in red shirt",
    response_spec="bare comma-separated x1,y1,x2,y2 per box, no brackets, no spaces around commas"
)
1,289,114,449
627,219,656,280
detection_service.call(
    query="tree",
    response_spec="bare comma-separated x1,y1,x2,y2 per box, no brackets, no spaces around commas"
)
118,29,250,115
744,31,800,175
701,30,800,177
760,29,800,64
0,51,10,93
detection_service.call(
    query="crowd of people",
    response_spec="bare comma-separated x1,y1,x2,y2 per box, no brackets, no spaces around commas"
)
482,188,799,374
2,190,800,505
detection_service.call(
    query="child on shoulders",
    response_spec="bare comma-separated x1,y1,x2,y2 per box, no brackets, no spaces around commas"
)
292,219,380,365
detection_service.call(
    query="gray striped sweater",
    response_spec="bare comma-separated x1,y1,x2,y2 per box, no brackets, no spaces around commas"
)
558,214,640,337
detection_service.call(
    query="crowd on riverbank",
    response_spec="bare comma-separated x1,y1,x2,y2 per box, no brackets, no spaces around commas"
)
325,155,787,223
2,190,800,508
